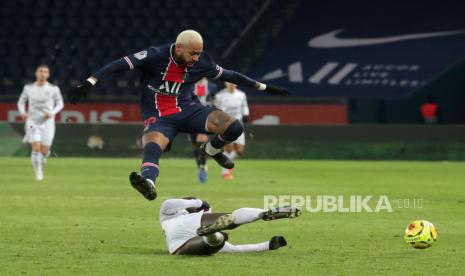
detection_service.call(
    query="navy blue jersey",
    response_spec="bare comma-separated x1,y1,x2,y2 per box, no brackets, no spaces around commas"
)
123,44,223,118
92,43,258,120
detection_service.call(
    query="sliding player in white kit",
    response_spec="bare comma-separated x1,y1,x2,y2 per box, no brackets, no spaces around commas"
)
160,197,301,255
214,82,249,179
17,64,64,181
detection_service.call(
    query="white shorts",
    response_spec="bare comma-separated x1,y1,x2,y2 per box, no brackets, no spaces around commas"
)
233,132,245,146
161,211,204,254
24,119,55,146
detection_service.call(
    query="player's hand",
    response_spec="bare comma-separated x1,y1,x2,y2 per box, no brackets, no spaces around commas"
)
265,84,291,96
68,80,93,104
20,113,28,121
44,112,52,119
199,200,210,211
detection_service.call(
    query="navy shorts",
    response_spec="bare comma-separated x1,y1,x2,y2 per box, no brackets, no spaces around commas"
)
142,103,218,143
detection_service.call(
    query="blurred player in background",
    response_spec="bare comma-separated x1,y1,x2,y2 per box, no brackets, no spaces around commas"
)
420,95,439,124
214,82,249,180
17,64,64,181
69,30,290,201
160,197,301,255
189,77,218,184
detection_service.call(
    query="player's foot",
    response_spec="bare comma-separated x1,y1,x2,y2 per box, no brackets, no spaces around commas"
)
199,168,207,184
35,173,44,181
261,206,302,221
129,172,157,200
197,214,235,236
222,172,234,180
222,169,234,180
200,143,234,169
269,236,287,250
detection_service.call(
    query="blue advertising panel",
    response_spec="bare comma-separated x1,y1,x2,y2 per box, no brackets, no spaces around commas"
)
250,0,465,98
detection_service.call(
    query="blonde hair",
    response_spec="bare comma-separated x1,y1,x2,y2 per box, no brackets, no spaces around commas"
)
176,30,203,46
36,64,49,70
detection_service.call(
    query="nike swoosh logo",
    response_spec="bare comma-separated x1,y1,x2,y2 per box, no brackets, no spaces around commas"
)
308,29,465,48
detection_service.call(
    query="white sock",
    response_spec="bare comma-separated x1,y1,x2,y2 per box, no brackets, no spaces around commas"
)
219,241,269,253
232,208,265,225
205,142,221,156
31,151,43,179
229,151,238,161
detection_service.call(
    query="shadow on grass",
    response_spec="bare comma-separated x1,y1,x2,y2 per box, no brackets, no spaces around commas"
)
117,246,167,255
116,246,220,257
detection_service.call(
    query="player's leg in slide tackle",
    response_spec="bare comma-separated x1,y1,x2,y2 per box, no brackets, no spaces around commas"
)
175,206,302,255
130,108,244,201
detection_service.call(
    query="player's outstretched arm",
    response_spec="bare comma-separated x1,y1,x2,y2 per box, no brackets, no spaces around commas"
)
69,49,153,104
68,58,131,104
219,69,291,96
160,198,210,215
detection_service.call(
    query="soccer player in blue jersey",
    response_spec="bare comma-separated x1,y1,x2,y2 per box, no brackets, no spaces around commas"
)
69,30,290,201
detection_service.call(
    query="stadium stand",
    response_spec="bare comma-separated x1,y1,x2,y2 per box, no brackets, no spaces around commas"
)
0,0,266,97
1,0,464,123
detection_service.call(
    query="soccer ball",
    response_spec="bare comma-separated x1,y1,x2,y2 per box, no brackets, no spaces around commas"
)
404,220,438,249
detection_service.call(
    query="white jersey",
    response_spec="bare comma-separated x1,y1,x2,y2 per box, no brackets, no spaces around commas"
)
214,89,249,120
17,82,64,125
160,199,205,254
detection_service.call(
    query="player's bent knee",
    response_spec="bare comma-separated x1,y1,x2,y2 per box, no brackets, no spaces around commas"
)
142,131,169,150
222,119,243,141
31,142,42,152
206,110,235,132
203,232,225,246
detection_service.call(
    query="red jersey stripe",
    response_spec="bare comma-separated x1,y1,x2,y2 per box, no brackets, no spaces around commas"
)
155,93,182,116
163,58,187,83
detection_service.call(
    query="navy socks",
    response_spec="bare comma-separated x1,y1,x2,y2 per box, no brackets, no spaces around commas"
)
140,142,162,182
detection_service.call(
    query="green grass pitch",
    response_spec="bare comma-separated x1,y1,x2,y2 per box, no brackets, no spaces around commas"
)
1,157,464,275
